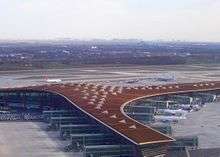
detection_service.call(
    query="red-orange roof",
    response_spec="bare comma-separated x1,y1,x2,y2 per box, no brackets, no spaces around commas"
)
2,81,220,145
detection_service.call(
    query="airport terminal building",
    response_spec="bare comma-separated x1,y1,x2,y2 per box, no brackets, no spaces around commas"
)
0,81,220,157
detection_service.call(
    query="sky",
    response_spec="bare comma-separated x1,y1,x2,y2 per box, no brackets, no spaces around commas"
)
0,0,220,42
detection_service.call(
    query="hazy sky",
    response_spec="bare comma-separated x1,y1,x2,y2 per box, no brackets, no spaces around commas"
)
0,0,220,41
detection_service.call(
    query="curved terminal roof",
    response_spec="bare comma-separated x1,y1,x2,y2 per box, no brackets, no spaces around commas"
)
2,81,220,146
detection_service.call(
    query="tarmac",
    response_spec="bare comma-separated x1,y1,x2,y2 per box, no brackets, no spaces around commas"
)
0,122,82,157
0,64,220,88
172,101,220,149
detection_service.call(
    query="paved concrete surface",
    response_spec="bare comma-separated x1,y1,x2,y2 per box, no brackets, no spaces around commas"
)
166,148,220,157
0,64,220,88
0,122,82,157
172,102,220,149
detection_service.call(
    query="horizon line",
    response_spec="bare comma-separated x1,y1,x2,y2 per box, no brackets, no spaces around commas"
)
0,38,220,44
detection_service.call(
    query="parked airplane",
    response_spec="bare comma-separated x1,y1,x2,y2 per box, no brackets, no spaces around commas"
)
158,109,187,116
179,104,193,112
154,115,186,123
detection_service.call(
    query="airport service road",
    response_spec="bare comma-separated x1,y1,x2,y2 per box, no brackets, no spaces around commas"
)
172,102,220,149
0,122,82,157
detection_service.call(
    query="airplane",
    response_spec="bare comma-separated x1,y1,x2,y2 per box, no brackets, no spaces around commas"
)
158,109,187,116
0,110,10,114
44,75,62,83
46,79,62,83
179,104,193,112
154,115,186,123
